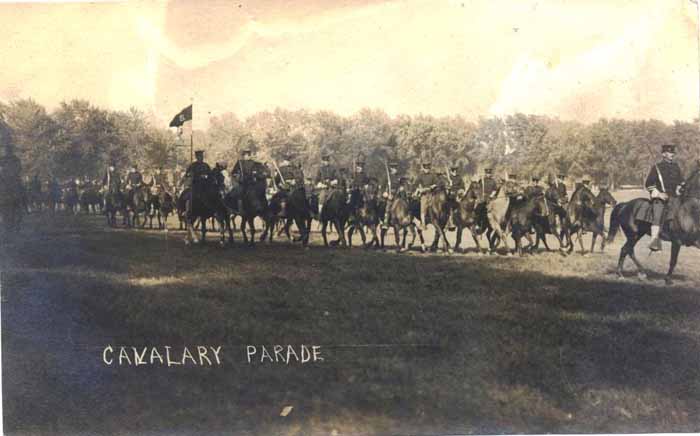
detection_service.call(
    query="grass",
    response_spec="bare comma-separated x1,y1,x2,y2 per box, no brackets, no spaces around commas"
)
2,190,700,435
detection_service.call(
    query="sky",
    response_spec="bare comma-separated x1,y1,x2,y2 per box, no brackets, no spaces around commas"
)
1,0,699,129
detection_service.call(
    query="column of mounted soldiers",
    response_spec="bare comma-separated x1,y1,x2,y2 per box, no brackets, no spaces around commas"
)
6,113,687,255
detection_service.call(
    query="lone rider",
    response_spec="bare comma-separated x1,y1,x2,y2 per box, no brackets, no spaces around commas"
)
645,143,684,252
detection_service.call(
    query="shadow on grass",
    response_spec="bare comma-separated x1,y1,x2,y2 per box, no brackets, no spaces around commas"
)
2,214,700,435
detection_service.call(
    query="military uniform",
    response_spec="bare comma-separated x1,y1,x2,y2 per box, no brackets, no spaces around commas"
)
645,144,684,251
525,177,545,198
415,165,438,229
315,157,338,216
126,169,144,189
479,173,499,199
185,152,212,212
102,168,121,194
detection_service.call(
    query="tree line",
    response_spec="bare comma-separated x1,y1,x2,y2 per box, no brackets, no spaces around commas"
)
2,98,698,188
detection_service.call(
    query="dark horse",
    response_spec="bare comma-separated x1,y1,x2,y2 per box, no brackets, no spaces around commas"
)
178,177,233,246
531,189,569,253
146,185,174,230
126,186,149,228
224,178,268,247
608,165,700,284
565,185,613,254
321,187,350,248
451,181,487,254
104,190,127,227
347,186,382,249
508,192,549,256
259,184,311,248
79,184,102,214
587,188,617,252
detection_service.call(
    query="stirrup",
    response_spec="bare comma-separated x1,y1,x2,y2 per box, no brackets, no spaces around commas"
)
648,238,662,252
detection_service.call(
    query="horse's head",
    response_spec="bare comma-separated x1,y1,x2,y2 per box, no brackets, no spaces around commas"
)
683,162,700,198
596,187,617,207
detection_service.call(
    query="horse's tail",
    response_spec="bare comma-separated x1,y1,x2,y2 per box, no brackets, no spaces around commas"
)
607,202,624,243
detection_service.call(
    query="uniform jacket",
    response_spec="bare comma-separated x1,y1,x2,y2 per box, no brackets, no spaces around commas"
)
645,160,684,196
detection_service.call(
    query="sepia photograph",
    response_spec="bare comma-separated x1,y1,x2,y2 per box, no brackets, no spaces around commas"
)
1,0,700,434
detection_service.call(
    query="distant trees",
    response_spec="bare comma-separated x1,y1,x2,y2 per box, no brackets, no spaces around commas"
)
1,97,698,186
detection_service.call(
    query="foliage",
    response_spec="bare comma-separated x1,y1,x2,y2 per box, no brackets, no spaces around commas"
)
1,98,698,187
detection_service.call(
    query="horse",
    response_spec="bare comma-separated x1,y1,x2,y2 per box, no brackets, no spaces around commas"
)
125,185,149,228
531,188,569,253
451,181,487,254
224,178,268,247
425,186,453,253
564,185,604,254
146,185,174,230
508,192,549,256
587,187,617,252
607,166,700,284
347,186,382,249
63,183,80,215
320,187,350,248
481,184,515,255
79,184,102,214
261,186,312,246
380,193,426,252
103,190,127,227
178,177,233,246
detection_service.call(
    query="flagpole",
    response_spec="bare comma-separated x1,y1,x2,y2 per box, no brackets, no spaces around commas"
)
190,98,194,163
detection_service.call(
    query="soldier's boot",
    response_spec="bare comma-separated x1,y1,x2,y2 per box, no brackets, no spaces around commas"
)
649,225,662,252
381,213,391,230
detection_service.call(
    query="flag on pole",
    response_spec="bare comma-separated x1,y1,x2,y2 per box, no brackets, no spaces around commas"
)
169,104,192,128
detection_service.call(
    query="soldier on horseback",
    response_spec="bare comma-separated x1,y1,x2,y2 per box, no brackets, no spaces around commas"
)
444,165,465,231
315,153,338,216
555,173,568,203
380,160,405,230
211,162,227,195
185,150,212,215
350,155,370,191
149,166,171,193
102,162,121,194
645,144,684,252
231,147,259,215
525,175,544,198
415,161,438,230
124,164,144,202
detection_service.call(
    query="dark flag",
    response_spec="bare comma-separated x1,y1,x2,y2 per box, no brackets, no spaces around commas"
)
169,104,192,128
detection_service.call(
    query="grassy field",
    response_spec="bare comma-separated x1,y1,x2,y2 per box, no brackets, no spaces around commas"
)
2,189,700,435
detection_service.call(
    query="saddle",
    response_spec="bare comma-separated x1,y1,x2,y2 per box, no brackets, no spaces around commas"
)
633,197,678,224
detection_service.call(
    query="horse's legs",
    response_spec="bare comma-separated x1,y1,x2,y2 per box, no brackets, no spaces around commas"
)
321,220,329,247
577,228,586,254
665,241,682,284
617,234,644,278
201,217,207,242
247,217,255,247
470,227,482,254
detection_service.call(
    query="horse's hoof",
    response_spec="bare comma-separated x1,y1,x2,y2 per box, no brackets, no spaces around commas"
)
637,271,647,280
664,277,673,286
507,252,514,257
184,240,191,246
447,248,454,255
